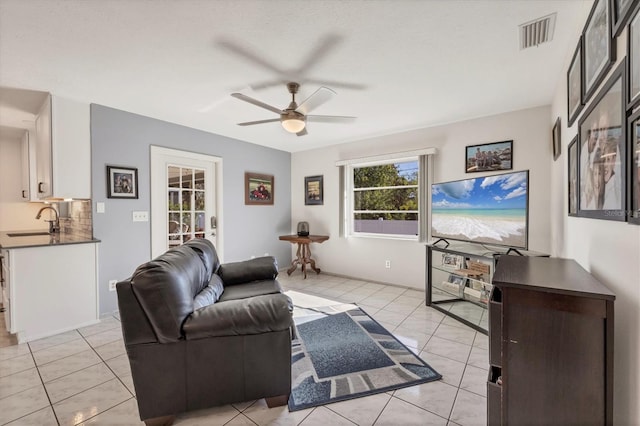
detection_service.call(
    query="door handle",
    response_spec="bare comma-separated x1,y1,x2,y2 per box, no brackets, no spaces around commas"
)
22,190,27,198
38,182,45,193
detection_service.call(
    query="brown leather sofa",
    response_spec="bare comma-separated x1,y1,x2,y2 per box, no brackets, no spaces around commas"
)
116,239,293,425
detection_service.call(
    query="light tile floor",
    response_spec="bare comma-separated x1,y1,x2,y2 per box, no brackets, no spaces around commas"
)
0,272,488,426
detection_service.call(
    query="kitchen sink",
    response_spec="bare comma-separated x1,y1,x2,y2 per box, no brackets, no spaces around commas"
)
7,232,52,237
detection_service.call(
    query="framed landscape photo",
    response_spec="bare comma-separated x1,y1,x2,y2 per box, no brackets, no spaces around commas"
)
568,136,579,216
465,140,513,173
583,0,616,103
629,3,640,110
304,175,324,205
245,172,274,205
106,165,138,199
629,109,640,224
553,117,562,161
577,61,626,221
567,39,584,127
611,0,636,37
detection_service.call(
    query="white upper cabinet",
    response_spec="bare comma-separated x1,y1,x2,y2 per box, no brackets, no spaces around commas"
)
34,94,91,199
20,131,31,200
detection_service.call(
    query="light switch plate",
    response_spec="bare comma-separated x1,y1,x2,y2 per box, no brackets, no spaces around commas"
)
96,202,105,213
132,211,149,222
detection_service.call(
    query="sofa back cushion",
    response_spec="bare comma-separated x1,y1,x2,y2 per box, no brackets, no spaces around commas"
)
183,238,220,278
131,245,207,343
193,274,225,310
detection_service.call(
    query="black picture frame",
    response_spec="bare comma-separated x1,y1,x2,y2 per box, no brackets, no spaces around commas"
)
568,39,584,127
106,165,138,199
245,172,274,205
628,108,640,224
583,0,616,104
611,0,637,37
464,140,513,173
553,117,562,161
568,136,579,216
577,60,626,221
304,175,324,205
628,3,640,110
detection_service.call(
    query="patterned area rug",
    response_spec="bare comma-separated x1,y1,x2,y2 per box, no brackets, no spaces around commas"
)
288,305,441,411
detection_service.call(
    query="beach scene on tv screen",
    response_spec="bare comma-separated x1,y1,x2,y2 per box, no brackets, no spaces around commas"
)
432,171,528,248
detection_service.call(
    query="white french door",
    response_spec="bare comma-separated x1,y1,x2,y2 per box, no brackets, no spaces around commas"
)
150,146,223,260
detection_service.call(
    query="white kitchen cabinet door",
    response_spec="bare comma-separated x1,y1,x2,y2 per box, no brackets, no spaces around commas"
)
34,94,91,200
6,243,99,342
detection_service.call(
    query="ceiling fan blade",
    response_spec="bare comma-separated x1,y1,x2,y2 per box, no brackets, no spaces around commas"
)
296,128,308,137
231,93,283,115
306,115,357,123
297,87,336,115
217,38,285,75
296,34,342,76
237,118,281,126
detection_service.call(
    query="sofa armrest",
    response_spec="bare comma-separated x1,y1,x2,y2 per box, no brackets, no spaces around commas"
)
183,293,293,340
218,256,278,286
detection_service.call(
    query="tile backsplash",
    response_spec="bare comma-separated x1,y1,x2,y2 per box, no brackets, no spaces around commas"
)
57,200,92,238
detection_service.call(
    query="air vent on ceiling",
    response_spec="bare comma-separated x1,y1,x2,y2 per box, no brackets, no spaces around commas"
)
519,13,556,50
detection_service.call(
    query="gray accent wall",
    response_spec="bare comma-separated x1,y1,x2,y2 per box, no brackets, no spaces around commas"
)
91,104,291,314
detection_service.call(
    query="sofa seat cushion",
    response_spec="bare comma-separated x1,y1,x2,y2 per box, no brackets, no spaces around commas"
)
183,293,293,339
218,280,282,302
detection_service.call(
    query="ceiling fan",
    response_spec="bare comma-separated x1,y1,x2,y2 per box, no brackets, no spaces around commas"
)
231,82,356,136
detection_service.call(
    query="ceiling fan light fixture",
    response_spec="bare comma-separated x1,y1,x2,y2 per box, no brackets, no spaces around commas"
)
281,117,306,133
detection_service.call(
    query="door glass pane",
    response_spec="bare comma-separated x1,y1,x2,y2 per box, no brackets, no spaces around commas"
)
166,165,207,250
168,166,181,188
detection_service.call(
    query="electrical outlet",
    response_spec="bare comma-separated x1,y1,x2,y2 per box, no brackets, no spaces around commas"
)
109,280,118,291
385,260,391,269
132,211,149,222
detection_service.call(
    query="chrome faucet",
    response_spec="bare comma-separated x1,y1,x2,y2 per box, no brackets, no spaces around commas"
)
35,206,60,234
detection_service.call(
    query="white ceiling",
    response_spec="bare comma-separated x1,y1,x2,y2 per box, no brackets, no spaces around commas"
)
0,0,591,153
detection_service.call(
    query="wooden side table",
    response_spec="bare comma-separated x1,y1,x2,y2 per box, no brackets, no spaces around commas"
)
279,234,329,278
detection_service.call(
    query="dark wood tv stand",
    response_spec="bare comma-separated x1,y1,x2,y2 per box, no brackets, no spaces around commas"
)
488,256,615,425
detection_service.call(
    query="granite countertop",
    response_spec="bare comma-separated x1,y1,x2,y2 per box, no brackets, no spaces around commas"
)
0,230,100,249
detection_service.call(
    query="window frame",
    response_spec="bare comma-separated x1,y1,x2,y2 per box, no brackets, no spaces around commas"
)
346,156,421,240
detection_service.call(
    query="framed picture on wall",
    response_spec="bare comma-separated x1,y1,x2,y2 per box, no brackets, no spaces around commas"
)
106,165,138,199
567,39,584,127
611,0,637,37
304,175,324,205
629,108,640,224
245,172,274,205
577,61,626,221
465,140,513,173
568,136,579,216
628,3,640,110
583,0,616,103
553,117,562,161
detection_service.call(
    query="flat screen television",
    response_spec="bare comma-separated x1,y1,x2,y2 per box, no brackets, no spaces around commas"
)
431,170,529,249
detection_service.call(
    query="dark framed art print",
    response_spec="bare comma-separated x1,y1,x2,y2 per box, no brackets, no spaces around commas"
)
568,136,579,216
465,140,513,173
628,3,640,110
628,108,640,224
245,172,274,205
611,0,637,37
106,166,138,199
304,175,324,205
553,117,562,161
568,39,584,127
583,0,616,103
577,61,626,221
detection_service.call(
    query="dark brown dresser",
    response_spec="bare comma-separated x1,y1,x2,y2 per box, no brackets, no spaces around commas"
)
488,256,615,426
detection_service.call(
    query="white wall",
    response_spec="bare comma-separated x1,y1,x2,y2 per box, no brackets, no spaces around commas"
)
550,20,640,424
0,137,45,231
291,105,552,289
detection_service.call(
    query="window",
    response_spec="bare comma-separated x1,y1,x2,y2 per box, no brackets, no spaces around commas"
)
337,148,435,240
